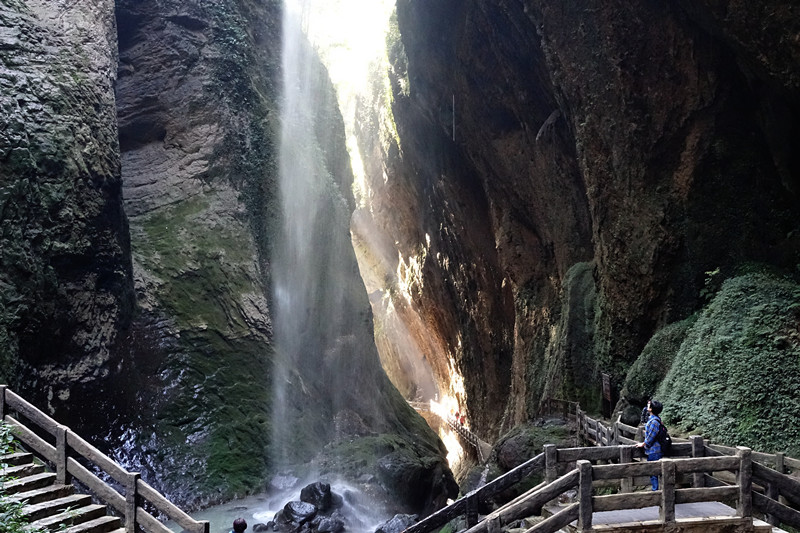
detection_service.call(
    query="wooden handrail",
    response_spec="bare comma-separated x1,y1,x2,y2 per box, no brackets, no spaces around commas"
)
403,452,546,533
0,385,209,533
463,469,578,533
408,398,800,533
463,451,758,533
574,400,800,530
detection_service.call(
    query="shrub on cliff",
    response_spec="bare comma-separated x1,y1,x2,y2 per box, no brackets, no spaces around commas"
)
657,270,800,455
621,315,697,405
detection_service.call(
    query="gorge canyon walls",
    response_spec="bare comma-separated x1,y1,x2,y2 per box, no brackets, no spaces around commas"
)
358,0,800,446
0,0,133,412
2,0,800,515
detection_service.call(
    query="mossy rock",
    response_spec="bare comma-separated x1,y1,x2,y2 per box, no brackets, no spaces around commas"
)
657,270,800,456
621,314,698,406
461,422,571,510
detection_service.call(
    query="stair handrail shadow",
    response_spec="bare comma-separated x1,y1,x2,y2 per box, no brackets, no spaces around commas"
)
0,385,209,533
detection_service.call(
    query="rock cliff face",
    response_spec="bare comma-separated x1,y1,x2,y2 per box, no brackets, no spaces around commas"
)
365,0,800,441
111,0,280,506
0,0,133,401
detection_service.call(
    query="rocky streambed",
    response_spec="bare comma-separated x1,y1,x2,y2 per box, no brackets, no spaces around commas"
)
171,479,419,533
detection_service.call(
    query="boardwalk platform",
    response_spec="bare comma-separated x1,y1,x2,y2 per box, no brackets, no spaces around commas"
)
545,501,784,532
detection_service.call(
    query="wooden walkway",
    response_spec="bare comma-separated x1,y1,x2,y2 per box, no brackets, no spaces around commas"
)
2,450,126,533
443,415,493,463
565,501,778,531
408,402,493,462
1,385,208,533
403,399,800,533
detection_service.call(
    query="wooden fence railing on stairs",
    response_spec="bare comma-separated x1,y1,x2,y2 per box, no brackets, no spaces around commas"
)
403,398,800,533
575,401,800,530
0,385,209,533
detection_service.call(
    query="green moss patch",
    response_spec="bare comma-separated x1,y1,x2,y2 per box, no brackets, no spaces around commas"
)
136,194,256,334
657,270,800,455
622,314,698,405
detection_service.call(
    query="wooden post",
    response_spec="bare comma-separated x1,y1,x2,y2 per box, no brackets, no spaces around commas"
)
737,447,752,519
765,481,779,526
126,472,140,533
775,452,785,474
0,384,6,420
619,446,633,493
466,493,480,528
198,521,210,533
775,452,787,505
545,444,558,483
635,425,644,443
690,436,705,488
660,459,676,524
56,425,69,485
577,460,593,531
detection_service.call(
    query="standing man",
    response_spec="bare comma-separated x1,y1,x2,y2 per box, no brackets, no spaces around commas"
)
636,399,664,490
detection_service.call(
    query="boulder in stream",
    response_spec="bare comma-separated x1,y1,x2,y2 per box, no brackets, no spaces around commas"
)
374,514,419,533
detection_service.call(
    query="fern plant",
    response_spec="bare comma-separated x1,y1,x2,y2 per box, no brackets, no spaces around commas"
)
0,421,46,533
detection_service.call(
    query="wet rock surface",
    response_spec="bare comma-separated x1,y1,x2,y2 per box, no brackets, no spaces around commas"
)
374,514,418,533
0,0,133,395
263,483,353,533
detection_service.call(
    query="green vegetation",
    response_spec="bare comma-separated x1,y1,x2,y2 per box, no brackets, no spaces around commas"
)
657,269,800,455
386,10,410,98
206,0,280,258
621,315,697,405
137,195,256,333
0,422,44,533
132,192,275,506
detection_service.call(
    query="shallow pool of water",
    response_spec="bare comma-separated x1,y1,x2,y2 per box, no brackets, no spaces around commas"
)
168,482,392,533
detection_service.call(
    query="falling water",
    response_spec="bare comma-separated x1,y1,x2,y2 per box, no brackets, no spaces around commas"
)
273,0,338,465
272,0,380,467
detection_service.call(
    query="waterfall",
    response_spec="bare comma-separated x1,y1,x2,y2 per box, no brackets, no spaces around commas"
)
272,0,367,466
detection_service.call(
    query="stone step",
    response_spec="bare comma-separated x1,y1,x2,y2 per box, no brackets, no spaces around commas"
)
7,483,75,505
22,493,94,522
29,503,108,531
1,451,34,466
2,471,57,494
60,515,123,533
0,462,45,478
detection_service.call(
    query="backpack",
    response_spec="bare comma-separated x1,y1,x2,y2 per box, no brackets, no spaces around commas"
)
655,417,672,456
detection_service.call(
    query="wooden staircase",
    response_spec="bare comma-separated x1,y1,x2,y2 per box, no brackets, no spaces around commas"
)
2,450,123,533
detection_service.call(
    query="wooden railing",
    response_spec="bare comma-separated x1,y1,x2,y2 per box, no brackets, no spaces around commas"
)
537,398,578,421
466,444,758,533
576,403,800,530
403,452,546,533
403,398,800,533
0,385,209,533
444,415,489,463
